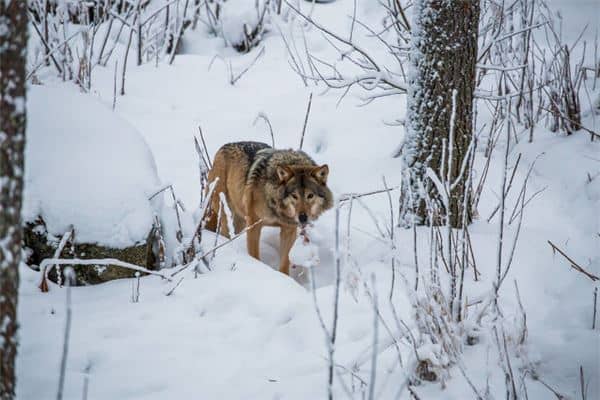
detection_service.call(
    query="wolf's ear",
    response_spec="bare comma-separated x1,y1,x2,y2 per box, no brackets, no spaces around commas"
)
312,164,329,184
276,165,293,183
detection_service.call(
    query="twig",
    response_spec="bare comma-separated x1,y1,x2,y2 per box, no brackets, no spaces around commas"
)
97,14,115,63
141,0,179,26
487,153,522,223
81,363,91,400
328,204,342,400
495,98,511,311
285,1,389,79
253,112,275,147
165,277,185,296
212,198,223,260
407,386,421,400
547,240,599,281
131,272,140,302
168,0,191,65
40,258,172,281
456,362,485,400
508,186,547,225
478,21,548,62
514,280,528,345
101,8,134,66
308,266,332,343
339,186,400,203
108,10,135,29
28,11,64,75
580,365,587,400
492,325,515,400
534,375,568,399
194,135,210,174
593,287,597,329
299,92,313,150
367,275,378,400
39,227,74,292
112,59,118,110
499,164,533,289
382,176,396,302
275,22,308,87
505,153,545,224
185,178,219,265
390,0,411,32
121,6,140,95
88,23,97,91
198,126,213,169
56,269,74,400
148,183,174,200
26,29,80,81
231,46,266,85
169,186,185,244
539,106,600,138
136,0,142,66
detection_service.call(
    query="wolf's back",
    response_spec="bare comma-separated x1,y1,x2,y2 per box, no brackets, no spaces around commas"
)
248,148,316,186
219,141,271,165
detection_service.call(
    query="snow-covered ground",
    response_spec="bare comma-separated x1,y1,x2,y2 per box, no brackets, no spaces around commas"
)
18,1,599,399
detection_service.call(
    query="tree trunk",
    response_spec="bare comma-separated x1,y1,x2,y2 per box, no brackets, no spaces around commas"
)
0,1,28,398
402,0,479,228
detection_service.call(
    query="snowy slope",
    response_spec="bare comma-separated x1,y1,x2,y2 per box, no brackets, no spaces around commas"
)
17,0,599,399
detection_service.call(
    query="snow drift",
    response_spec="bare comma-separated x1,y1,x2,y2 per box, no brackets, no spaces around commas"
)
24,85,162,248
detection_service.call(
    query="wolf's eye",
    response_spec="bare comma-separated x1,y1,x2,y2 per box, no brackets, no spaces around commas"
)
291,193,299,200
307,193,314,200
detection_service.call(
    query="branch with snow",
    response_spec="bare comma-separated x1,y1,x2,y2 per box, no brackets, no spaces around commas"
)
39,258,173,282
282,0,408,102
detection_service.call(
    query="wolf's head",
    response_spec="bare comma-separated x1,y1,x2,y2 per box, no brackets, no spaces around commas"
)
274,164,333,226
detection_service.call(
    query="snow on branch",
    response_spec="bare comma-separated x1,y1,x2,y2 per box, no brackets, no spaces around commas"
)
39,258,173,282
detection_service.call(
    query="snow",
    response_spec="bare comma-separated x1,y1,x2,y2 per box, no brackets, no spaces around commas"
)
289,230,320,269
219,0,266,46
24,85,162,248
16,0,600,399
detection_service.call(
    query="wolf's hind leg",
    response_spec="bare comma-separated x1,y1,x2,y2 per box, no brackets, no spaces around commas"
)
242,186,262,260
246,217,262,261
204,191,220,232
218,209,232,238
205,150,228,232
233,214,246,234
204,207,218,232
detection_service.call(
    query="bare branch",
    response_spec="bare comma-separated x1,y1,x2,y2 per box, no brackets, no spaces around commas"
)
547,240,599,281
299,92,313,150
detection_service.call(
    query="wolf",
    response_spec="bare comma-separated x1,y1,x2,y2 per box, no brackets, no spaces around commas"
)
205,141,333,275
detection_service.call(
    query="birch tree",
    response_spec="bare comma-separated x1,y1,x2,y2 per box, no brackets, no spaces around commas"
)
0,1,28,398
402,0,480,228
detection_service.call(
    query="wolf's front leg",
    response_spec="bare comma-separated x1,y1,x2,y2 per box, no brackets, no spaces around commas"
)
279,225,297,275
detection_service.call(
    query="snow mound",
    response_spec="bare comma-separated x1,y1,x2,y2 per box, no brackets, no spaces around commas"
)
24,85,162,248
220,0,265,46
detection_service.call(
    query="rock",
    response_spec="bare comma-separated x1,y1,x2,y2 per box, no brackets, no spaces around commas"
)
23,218,161,286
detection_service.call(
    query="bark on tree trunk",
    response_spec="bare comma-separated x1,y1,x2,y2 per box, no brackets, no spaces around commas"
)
0,1,28,398
402,0,480,228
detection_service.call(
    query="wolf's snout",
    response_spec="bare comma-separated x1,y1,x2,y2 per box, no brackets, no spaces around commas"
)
298,212,308,224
